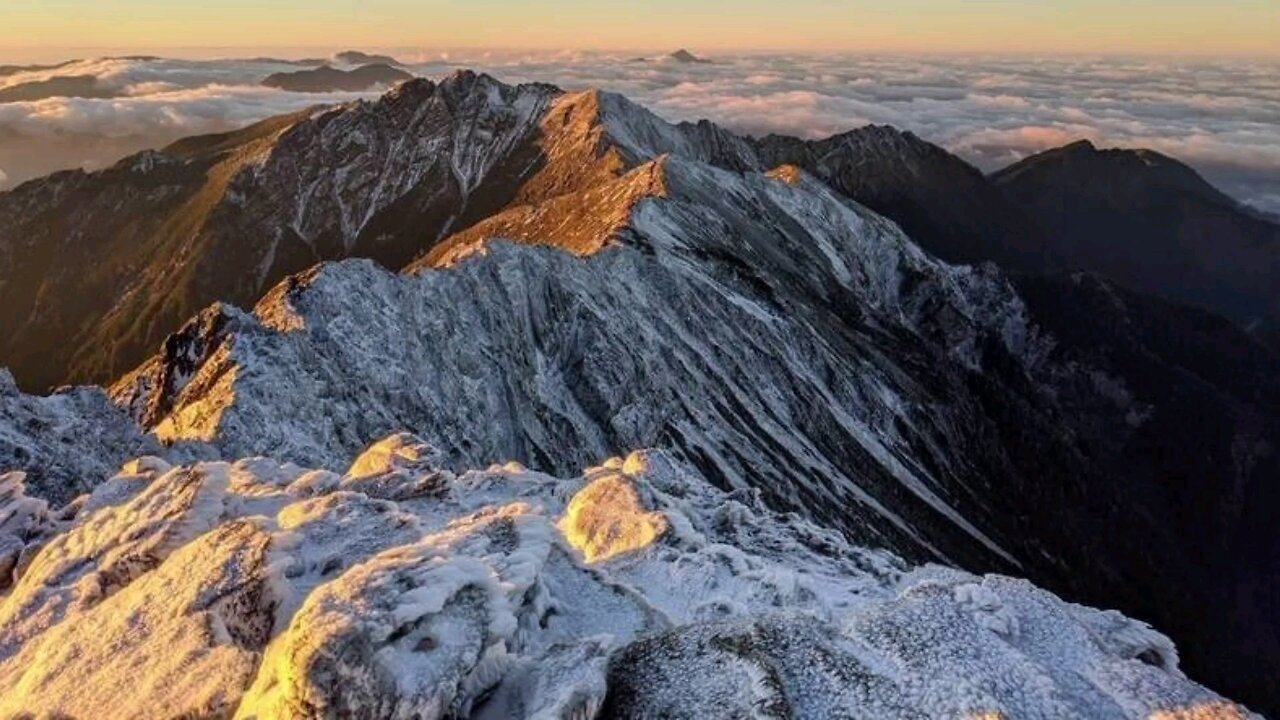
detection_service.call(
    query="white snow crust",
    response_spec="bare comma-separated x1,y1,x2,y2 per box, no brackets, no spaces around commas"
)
0,436,1255,719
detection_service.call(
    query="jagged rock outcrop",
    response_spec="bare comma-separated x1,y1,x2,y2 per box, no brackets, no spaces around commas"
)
0,435,1255,719
0,71,561,390
0,368,164,505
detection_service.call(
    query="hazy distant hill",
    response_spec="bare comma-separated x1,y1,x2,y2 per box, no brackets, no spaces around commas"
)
261,63,413,92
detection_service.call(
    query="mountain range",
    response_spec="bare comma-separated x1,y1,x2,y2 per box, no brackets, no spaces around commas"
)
1,70,1277,716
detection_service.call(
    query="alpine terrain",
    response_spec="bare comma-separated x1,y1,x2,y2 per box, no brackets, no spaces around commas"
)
1,70,1276,717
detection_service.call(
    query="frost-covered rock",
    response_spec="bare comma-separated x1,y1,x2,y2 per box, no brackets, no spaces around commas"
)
110,153,1048,573
0,369,164,505
340,432,452,500
0,472,53,594
2,70,1274,711
0,436,1257,718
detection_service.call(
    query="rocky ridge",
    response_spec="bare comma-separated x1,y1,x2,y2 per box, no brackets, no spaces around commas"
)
2,70,1278,712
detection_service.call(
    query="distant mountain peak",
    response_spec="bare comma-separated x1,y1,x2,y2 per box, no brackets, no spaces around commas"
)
993,134,1280,335
995,138,1237,206
1059,138,1098,153
261,63,413,93
669,48,711,63
333,49,402,66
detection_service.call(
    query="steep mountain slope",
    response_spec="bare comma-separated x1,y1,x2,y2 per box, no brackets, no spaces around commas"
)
4,71,1280,711
108,149,1280,711
0,369,163,505
427,147,1280,715
115,157,1048,573
0,72,560,390
1011,272,1280,711
0,437,1255,718
994,141,1280,336
753,126,1054,269
0,74,1047,392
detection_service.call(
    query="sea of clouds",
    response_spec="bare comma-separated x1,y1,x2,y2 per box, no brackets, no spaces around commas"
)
1,50,1277,212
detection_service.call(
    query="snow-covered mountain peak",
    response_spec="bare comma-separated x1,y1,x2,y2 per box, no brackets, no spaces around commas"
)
4,68,1277,713
99,132,1052,582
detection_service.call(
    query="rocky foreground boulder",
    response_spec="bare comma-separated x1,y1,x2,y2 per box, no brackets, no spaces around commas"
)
0,433,1255,718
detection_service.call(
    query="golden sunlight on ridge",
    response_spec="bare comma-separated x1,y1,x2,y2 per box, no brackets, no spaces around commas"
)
154,348,238,444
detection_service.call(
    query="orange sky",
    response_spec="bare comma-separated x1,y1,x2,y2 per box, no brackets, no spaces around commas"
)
2,0,1278,60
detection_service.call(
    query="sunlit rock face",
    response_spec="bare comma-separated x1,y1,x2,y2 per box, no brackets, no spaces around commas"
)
97,96,1280,709
0,435,1255,719
112,154,1046,576
0,72,562,392
557,458,669,563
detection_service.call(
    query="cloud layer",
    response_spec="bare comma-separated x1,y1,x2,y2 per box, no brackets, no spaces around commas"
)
1,51,1278,212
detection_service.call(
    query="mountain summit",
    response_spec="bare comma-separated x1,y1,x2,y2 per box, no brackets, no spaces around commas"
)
1,70,1278,714
669,48,712,63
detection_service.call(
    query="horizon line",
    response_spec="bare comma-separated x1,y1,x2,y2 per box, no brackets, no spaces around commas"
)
5,44,1279,63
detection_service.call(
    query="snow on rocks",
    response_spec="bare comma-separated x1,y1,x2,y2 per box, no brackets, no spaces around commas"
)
110,146,1051,573
0,518,275,719
340,431,452,500
0,472,53,594
0,368,165,506
0,434,1258,718
0,462,233,658
239,507,541,718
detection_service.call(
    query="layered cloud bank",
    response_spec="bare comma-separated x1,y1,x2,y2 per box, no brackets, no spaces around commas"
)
1,51,1278,212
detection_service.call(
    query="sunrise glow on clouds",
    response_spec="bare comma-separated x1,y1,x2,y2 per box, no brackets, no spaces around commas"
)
1,1,1278,210
1,51,1278,213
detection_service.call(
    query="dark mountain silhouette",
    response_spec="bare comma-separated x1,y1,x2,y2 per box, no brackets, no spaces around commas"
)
993,140,1280,341
0,74,116,103
669,49,712,63
0,59,79,77
261,63,413,92
753,125,1053,269
334,50,402,66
